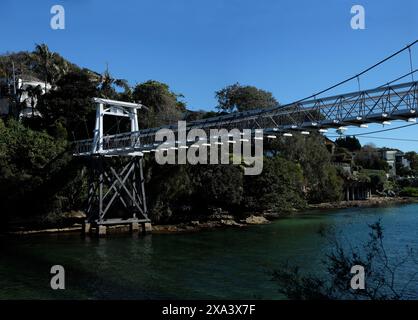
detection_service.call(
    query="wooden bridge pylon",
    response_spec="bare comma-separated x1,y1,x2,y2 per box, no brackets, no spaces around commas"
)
81,98,151,236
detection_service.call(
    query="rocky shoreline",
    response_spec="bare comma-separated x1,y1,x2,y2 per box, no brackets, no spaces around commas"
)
5,214,270,236
308,196,417,210
5,197,417,236
152,214,270,234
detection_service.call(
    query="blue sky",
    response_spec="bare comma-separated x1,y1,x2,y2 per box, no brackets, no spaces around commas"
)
1,0,417,151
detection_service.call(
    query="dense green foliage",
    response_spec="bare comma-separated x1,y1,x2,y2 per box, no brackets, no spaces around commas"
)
215,83,279,112
399,187,418,197
401,151,418,177
335,136,361,152
244,157,306,212
266,133,343,203
0,119,86,229
36,70,98,139
359,169,387,192
354,145,389,171
0,47,81,84
133,80,186,127
405,152,418,171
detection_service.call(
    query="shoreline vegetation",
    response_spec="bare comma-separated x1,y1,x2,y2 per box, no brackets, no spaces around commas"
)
5,196,417,236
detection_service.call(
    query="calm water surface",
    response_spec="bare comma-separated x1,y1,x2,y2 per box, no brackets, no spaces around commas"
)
1,204,418,299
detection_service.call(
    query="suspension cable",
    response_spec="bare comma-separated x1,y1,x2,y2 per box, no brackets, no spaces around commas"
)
378,69,418,88
288,40,418,105
328,135,418,142
84,120,90,139
333,123,418,137
408,46,415,82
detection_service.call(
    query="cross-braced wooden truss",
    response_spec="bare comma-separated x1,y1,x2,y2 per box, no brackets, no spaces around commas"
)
86,156,149,226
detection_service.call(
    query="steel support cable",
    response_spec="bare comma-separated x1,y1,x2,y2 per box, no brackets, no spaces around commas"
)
84,120,90,139
329,123,418,138
353,123,418,136
267,69,417,121
327,134,418,142
287,40,418,106
409,46,415,82
378,69,418,88
221,41,418,122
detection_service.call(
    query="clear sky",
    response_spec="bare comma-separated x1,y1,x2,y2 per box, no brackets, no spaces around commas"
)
1,0,417,151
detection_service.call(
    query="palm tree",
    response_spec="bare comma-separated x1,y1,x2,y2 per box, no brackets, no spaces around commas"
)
34,43,55,91
26,85,42,117
99,65,131,99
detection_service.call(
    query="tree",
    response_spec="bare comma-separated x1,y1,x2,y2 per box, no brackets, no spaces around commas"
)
145,162,193,223
183,110,224,121
364,170,387,193
0,119,79,228
34,43,56,90
36,70,98,139
267,133,343,203
272,221,418,299
98,67,131,100
335,136,361,152
332,146,353,163
244,156,306,212
133,80,185,127
25,84,43,117
215,83,279,112
190,164,244,213
405,152,418,175
0,51,38,82
395,161,411,177
355,145,389,171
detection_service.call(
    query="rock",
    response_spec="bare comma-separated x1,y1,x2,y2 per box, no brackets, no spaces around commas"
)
220,219,241,226
63,210,86,219
190,220,200,226
208,214,234,221
152,225,178,233
245,215,269,225
166,225,179,232
203,221,221,228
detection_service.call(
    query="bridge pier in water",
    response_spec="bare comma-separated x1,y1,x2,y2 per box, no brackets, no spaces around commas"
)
83,155,151,237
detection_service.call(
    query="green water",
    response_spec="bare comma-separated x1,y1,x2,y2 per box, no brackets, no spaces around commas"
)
1,204,418,299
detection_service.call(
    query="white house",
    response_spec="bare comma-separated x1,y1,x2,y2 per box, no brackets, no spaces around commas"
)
0,77,51,118
379,149,411,177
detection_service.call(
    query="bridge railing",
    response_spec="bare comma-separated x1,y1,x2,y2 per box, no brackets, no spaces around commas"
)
73,132,143,156
73,138,93,155
101,132,141,151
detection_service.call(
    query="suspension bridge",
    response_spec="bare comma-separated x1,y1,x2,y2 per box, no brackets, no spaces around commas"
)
73,41,418,236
